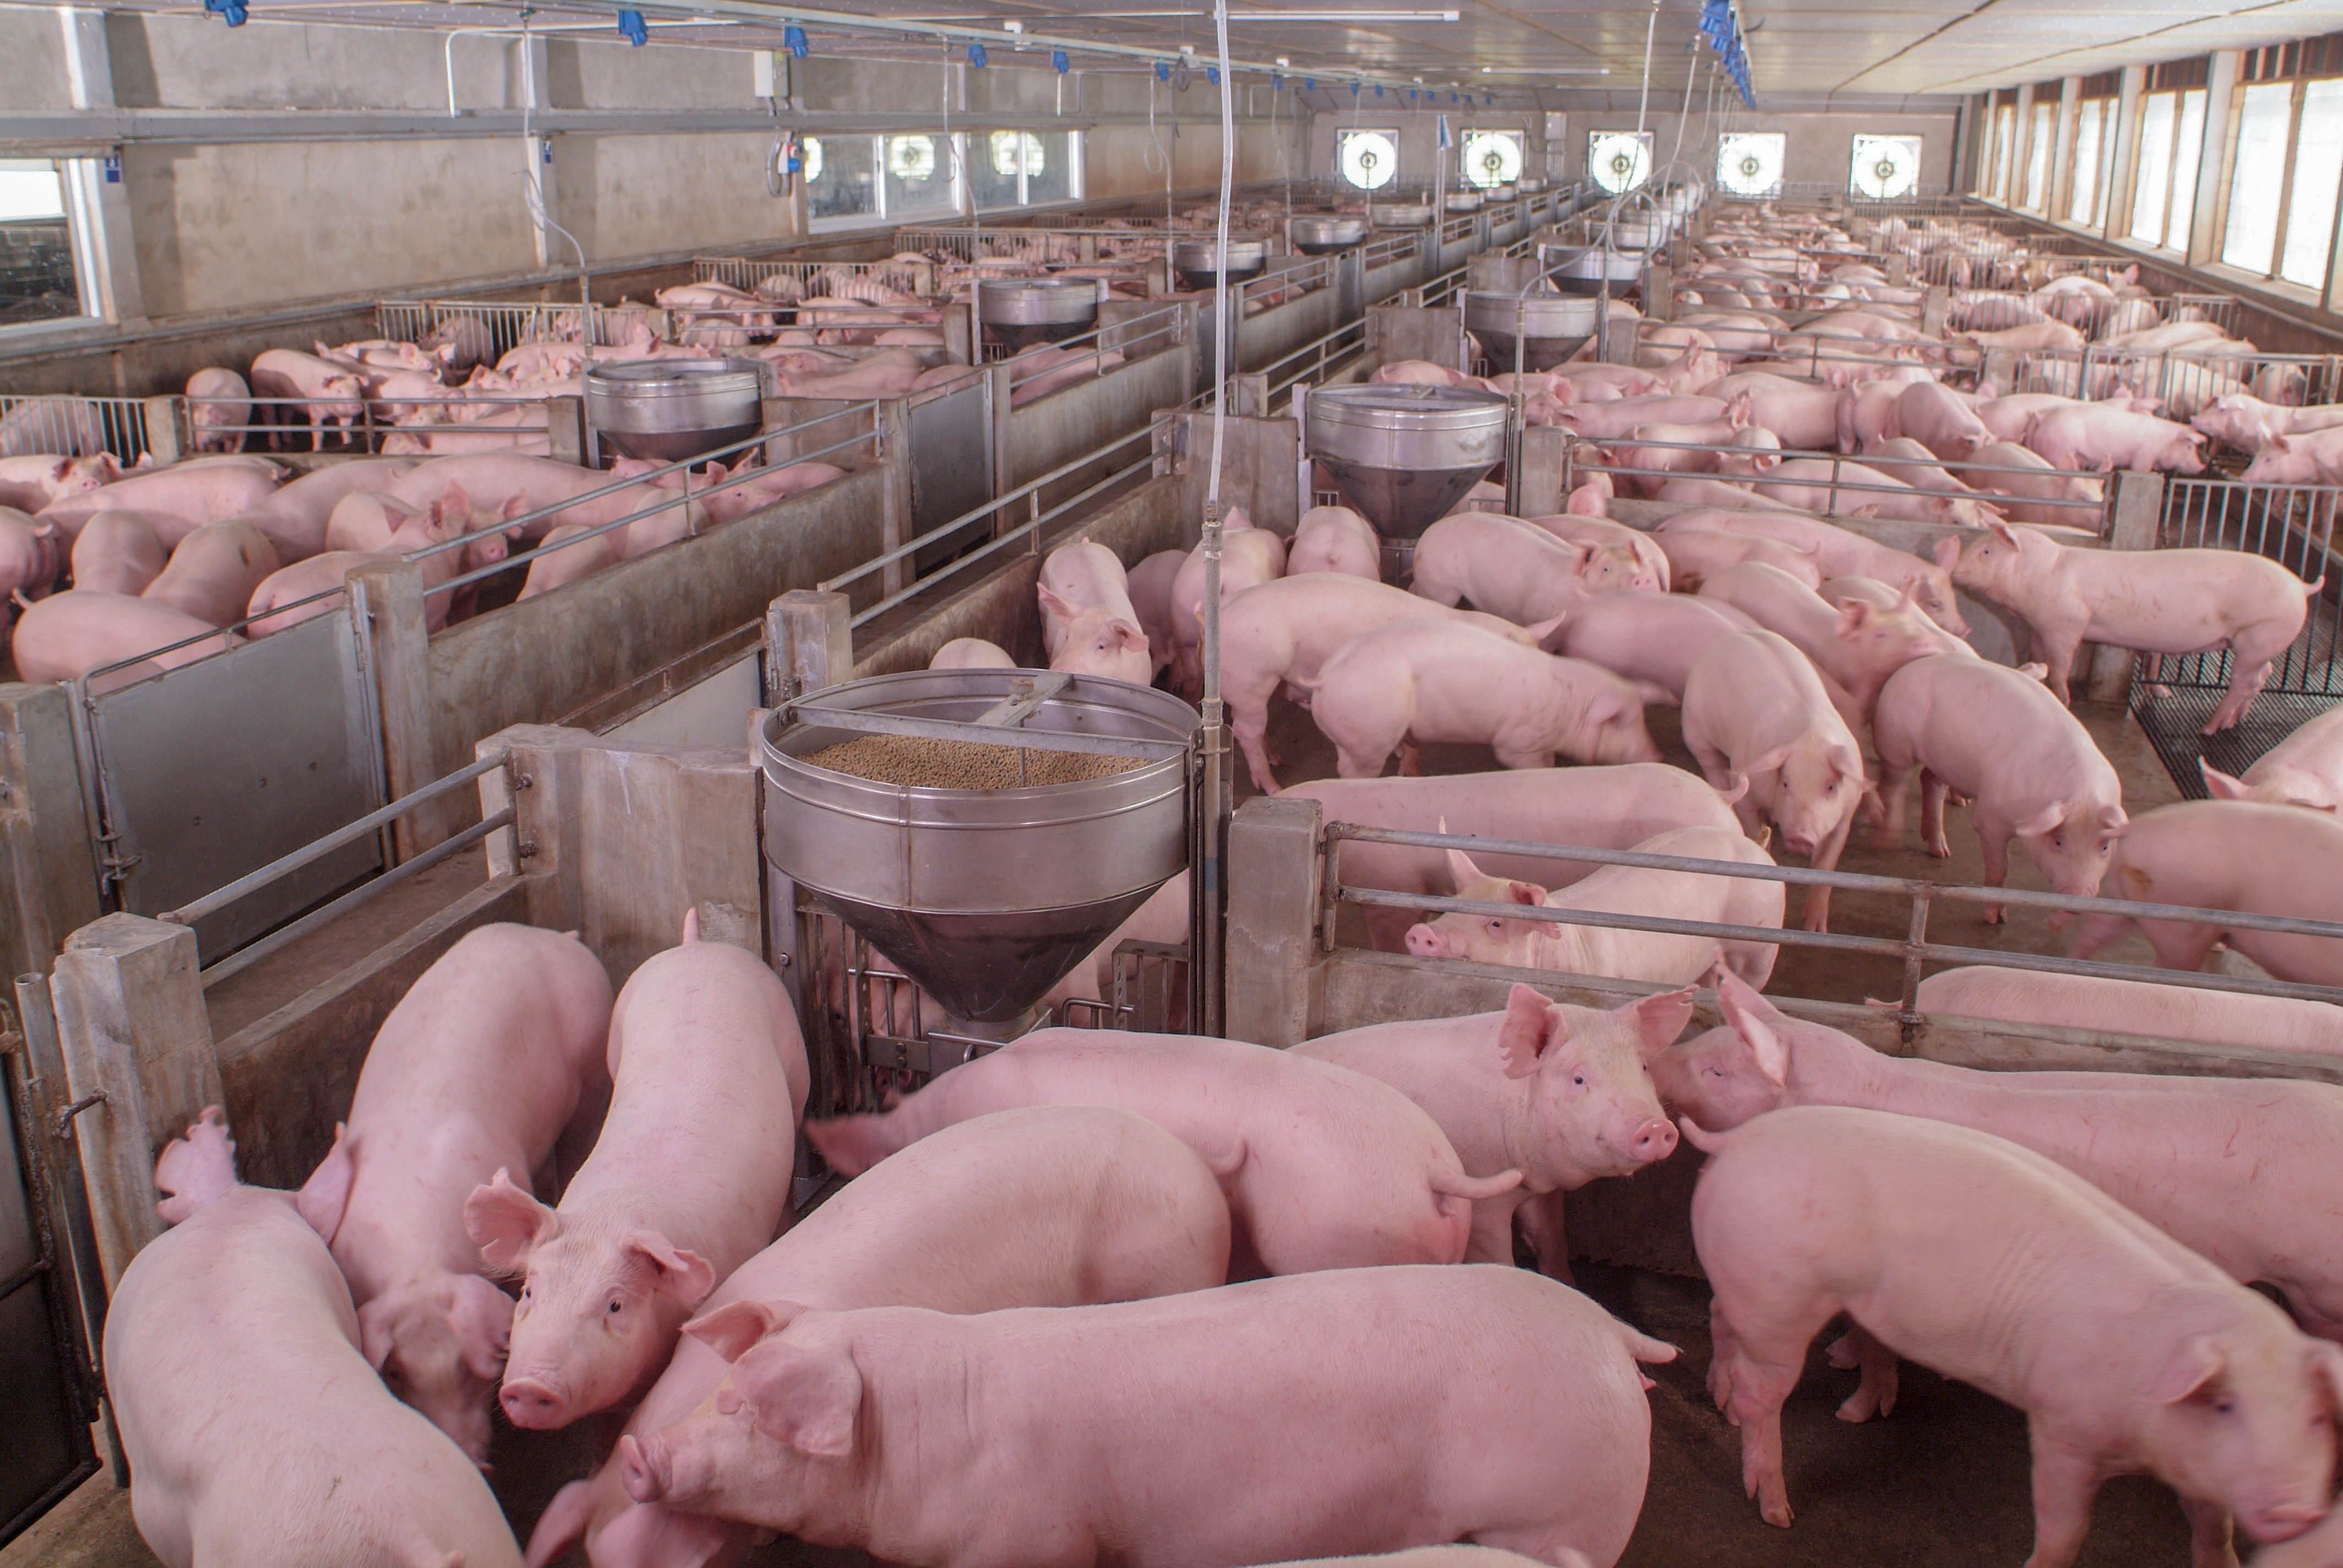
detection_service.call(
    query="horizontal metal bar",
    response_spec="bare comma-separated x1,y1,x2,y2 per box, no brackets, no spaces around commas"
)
198,806,514,991
781,701,1186,760
972,673,1071,728
162,751,510,927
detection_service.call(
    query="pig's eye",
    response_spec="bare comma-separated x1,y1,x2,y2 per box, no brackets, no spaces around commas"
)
2213,1394,2236,1415
1486,919,1505,935
1571,1072,1587,1088
608,1299,624,1316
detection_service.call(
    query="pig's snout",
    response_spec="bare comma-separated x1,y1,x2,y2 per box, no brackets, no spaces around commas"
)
618,1434,667,1503
1629,1117,1679,1164
500,1375,569,1429
1404,924,1447,958
2247,1500,2327,1544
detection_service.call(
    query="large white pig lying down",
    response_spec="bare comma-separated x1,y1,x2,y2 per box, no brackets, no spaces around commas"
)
1688,1103,2343,1561
118,1109,526,1568
525,1104,1234,1568
808,1030,1523,1276
1038,539,1154,687
2203,706,2343,813
1912,965,2343,1059
1952,520,2320,733
620,1267,1672,1568
1405,830,1783,991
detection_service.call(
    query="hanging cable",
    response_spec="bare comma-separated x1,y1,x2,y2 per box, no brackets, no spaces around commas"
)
517,17,592,339
1193,0,1237,1038
1632,0,1661,162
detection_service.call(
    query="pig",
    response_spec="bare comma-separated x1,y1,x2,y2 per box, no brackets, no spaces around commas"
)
9,589,239,687
1961,319,2086,353
1681,629,1868,932
1871,654,2127,920
1403,830,1784,990
1009,344,1125,406
517,522,623,600
185,367,251,454
1953,519,2320,730
1038,540,1154,687
1522,513,1669,591
522,1104,1235,1568
140,518,280,627
2244,424,2343,487
2192,394,2343,456
1295,985,1692,1270
1123,548,1188,674
677,458,846,527
2025,404,2209,474
1369,359,1486,388
1272,1552,1567,1568
1554,393,1730,443
1696,562,1945,722
929,636,1017,670
1893,379,1995,459
115,1109,526,1568
1705,373,1842,449
2067,799,2343,986
1652,528,1825,591
386,453,698,548
1755,457,2001,526
247,491,486,636
467,913,807,1430
34,456,284,545
0,451,119,513
250,348,368,450
807,1030,1524,1276
1957,440,2105,527
1172,511,1287,694
624,1266,1671,1568
1411,513,1647,627
0,505,59,606
1688,1103,2342,1564
1552,592,1761,705
1653,475,1806,512
295,923,615,1464
1279,766,1746,951
1974,393,2094,445
1914,965,2343,1060
1607,418,1740,493
2202,706,2343,813
1658,509,1970,635
1215,575,1548,793
1860,435,1993,499
1815,575,1982,661
1304,619,1651,777
1834,381,1905,454
241,456,419,562
69,510,166,595
1288,504,1382,581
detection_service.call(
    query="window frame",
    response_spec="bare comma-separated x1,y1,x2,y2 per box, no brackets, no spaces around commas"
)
805,132,969,232
1336,127,1402,191
0,155,106,335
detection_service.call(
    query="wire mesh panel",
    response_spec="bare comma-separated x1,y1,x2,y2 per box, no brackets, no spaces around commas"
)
375,299,635,357
0,395,149,464
2133,477,2343,793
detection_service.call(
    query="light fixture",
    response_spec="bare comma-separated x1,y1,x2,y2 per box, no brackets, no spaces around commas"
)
1480,65,1611,74
1276,55,1290,67
1002,18,1023,31
1225,9,1459,19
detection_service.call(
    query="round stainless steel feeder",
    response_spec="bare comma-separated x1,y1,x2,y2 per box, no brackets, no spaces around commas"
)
1518,177,1548,194
1544,244,1649,296
1172,238,1268,291
1490,183,1519,202
1443,192,1485,214
978,276,1100,349
1305,383,1510,541
583,358,764,465
1604,218,1665,250
1289,215,1371,254
1370,202,1437,228
760,669,1196,1030
1465,291,1604,372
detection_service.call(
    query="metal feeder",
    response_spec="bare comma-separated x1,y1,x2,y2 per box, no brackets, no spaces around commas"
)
760,669,1197,1041
582,358,764,467
1289,215,1371,254
1304,383,1510,541
1465,291,1604,372
1443,191,1485,214
1173,238,1268,291
1369,202,1437,228
978,277,1102,349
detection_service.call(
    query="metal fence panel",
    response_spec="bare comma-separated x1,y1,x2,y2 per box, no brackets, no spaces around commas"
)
0,1052,99,1548
909,377,996,571
0,394,150,464
78,609,386,961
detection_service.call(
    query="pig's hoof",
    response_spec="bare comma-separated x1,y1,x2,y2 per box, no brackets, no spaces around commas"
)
1759,1497,1795,1529
1982,906,2007,925
1799,910,1831,935
1924,837,1952,858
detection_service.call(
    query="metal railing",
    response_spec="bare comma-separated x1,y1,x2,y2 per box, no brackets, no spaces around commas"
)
184,392,557,457
375,298,646,355
0,394,151,464
1319,823,2343,1032
987,301,1185,395
692,255,941,300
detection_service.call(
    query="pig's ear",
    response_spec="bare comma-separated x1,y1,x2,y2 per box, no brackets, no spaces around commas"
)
622,1231,718,1309
2268,433,2293,455
45,457,69,482
1496,983,1563,1078
2013,803,2067,839
1716,972,1790,1087
295,1123,357,1244
735,1343,863,1457
1114,620,1149,652
449,1273,516,1382
2311,1343,2343,1418
2199,763,2252,801
464,1168,557,1273
1036,584,1077,621
357,1297,400,1371
685,1300,793,1362
1442,844,1491,895
1523,612,1567,649
1932,536,1962,569
1836,601,1876,636
2146,1336,2226,1404
1987,519,2023,548
1626,987,1699,1058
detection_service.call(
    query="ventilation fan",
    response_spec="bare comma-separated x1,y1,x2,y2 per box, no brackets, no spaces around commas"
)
1852,135,1920,200
802,137,826,184
1588,133,1650,194
1717,133,1783,198
1340,131,1398,189
889,135,937,182
1462,132,1522,189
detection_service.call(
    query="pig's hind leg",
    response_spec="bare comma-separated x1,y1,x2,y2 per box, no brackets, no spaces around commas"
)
1707,1283,1836,1528
1824,1323,1899,1422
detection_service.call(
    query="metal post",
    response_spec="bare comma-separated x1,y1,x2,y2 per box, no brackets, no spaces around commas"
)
2085,469,2166,703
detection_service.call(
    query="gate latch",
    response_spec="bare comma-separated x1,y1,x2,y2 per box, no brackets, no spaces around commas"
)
53,1091,106,1141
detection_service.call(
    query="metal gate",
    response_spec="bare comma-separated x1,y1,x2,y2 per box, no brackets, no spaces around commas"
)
71,607,389,962
2131,477,2343,794
908,375,996,573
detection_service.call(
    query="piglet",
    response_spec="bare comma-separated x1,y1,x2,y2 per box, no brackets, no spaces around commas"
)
1412,512,1647,627
114,1109,525,1568
1689,1103,2341,1564
929,636,1017,671
527,1104,1233,1568
0,451,118,513
296,923,615,1466
186,367,251,454
468,911,807,1430
1524,513,1670,591
1288,504,1382,581
2025,404,2208,473
808,1029,1522,1276
1038,539,1153,686
2203,707,2343,813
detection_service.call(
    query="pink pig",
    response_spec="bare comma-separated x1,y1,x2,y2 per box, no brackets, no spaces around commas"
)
35,455,284,546
1523,513,1670,591
0,451,119,513
1552,592,1759,705
1412,512,1650,627
1123,548,1187,675
1687,1103,2341,1564
185,367,251,454
140,517,280,627
1915,964,2343,1061
2202,706,2343,813
1651,527,1824,592
0,504,59,607
1288,504,1382,581
9,589,239,687
1659,509,1969,635
295,923,615,1466
928,635,1017,670
1953,520,2319,732
623,1266,1674,1568
529,1104,1233,1568
1172,509,1286,695
1295,984,1691,1268
2024,404,2208,473
1696,561,1944,722
69,510,167,596
467,912,807,1430
1893,379,1996,459
1038,539,1154,687
116,1109,525,1568
807,1028,1523,1276
1301,619,1654,777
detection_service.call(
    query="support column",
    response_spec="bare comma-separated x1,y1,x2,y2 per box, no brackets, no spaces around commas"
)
1223,796,1322,1048
57,8,144,323
2189,54,2241,269
2085,470,2165,704
1513,424,1570,520
0,684,103,984
877,398,914,598
348,560,458,859
2107,65,2146,242
765,590,853,703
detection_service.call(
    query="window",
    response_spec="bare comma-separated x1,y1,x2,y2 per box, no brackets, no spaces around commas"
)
2021,100,2053,211
2224,83,2295,272
973,129,1077,210
806,134,968,227
1850,134,1921,199
1461,130,1523,189
1338,129,1399,190
2068,99,2111,225
884,134,956,218
0,159,83,328
2170,90,2207,249
1587,130,1653,193
1717,132,1785,197
1988,101,2018,201
2282,79,2343,286
2129,92,2178,243
1025,130,1075,206
804,134,875,222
